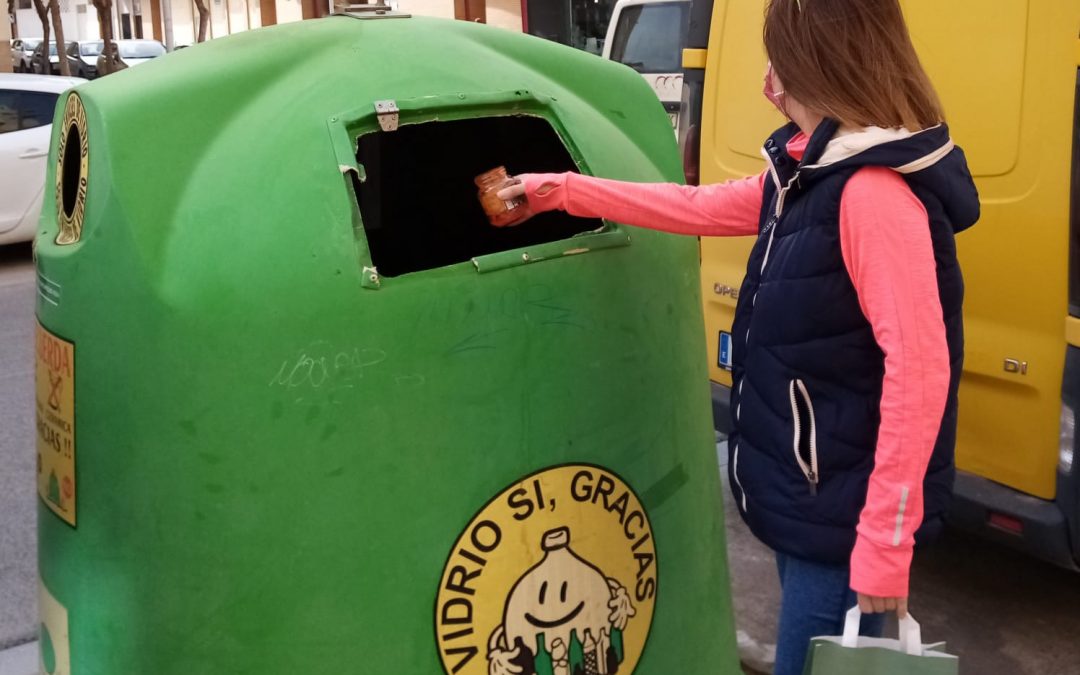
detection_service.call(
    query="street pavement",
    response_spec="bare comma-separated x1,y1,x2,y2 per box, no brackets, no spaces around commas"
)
720,438,1080,675
1,242,1079,673
0,243,35,656
0,641,34,675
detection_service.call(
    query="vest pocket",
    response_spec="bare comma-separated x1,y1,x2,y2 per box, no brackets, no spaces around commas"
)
788,379,819,496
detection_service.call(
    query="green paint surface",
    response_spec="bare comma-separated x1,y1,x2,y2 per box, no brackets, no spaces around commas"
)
36,15,738,674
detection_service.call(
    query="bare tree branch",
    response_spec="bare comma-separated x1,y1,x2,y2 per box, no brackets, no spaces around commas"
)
31,0,50,73
48,0,71,76
194,0,209,42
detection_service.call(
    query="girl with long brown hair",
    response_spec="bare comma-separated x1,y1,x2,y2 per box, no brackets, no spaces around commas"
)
497,0,980,671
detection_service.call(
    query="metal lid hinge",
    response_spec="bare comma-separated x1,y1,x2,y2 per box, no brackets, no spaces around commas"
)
375,100,399,132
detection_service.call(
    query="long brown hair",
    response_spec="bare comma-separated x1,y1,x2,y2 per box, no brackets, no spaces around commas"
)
763,0,944,130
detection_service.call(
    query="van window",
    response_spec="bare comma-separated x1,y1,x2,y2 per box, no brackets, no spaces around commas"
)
609,2,689,74
353,116,603,277
525,0,617,55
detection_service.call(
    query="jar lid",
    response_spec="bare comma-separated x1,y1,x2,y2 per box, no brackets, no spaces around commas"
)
542,526,570,551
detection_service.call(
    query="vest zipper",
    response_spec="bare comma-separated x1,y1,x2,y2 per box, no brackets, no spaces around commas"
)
745,147,802,350
758,147,802,275
732,442,748,513
788,379,819,496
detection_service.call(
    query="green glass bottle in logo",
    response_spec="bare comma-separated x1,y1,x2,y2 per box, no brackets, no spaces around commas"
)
534,633,554,675
569,629,585,674
611,627,624,663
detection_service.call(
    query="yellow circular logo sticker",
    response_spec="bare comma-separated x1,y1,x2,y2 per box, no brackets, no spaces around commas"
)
435,465,657,675
55,93,88,246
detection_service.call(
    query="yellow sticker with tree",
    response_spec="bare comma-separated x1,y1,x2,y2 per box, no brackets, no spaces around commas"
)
36,322,76,526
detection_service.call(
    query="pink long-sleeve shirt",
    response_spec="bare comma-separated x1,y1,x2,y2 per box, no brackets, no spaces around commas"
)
520,133,950,598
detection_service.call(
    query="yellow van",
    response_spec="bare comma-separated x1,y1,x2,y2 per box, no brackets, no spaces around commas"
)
680,0,1080,569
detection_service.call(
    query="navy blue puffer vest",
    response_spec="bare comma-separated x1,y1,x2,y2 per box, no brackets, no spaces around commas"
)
727,120,980,564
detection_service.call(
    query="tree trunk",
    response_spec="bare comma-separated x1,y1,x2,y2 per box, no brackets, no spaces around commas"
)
31,0,50,73
194,0,210,42
48,0,72,76
90,0,114,75
7,0,17,39
90,0,115,74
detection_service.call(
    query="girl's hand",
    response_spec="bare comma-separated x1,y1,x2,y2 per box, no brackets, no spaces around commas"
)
496,179,526,202
857,592,908,618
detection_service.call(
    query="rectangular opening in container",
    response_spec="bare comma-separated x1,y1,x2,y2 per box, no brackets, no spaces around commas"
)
353,116,604,277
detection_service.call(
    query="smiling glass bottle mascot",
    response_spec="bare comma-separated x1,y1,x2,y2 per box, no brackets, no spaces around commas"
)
487,527,637,675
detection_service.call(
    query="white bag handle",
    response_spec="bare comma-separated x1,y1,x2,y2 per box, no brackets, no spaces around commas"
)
841,606,923,656
841,606,862,648
898,613,923,656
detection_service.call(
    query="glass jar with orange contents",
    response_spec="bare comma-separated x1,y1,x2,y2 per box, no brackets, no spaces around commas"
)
475,166,533,228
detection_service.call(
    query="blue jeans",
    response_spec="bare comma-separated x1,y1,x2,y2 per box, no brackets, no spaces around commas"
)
773,552,886,675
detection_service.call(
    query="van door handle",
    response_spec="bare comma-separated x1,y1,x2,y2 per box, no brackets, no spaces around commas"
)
20,149,47,159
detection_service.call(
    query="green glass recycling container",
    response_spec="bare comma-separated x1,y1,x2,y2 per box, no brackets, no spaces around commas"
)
33,13,739,675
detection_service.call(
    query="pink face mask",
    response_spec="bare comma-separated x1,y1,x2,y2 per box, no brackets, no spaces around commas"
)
763,63,789,119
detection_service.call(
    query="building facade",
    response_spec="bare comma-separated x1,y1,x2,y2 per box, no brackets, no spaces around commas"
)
10,0,521,48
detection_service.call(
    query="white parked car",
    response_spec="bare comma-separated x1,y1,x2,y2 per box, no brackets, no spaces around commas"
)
66,41,106,80
602,0,690,136
0,74,85,246
96,39,167,75
11,38,43,73
30,41,74,75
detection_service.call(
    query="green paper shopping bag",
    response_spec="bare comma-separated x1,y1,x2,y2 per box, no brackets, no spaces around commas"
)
803,607,958,675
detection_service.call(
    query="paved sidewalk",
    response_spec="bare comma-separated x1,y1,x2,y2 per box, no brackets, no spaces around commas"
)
719,439,1080,675
0,244,37,651
718,439,780,674
0,640,36,675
